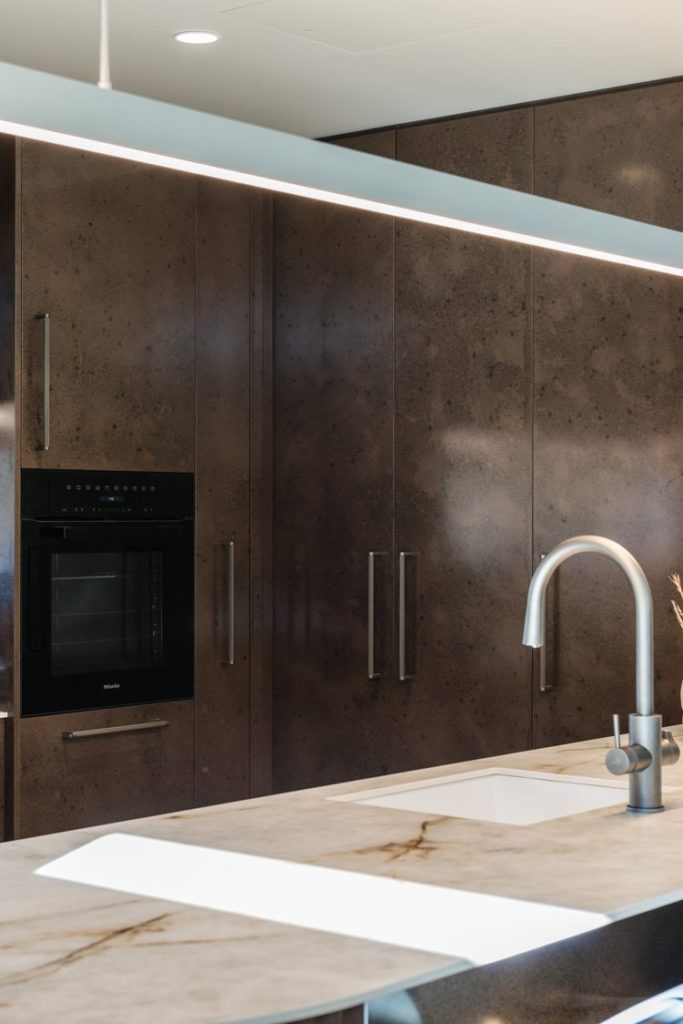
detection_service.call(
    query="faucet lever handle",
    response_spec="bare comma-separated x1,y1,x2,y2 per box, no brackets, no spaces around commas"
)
606,714,652,776
662,729,680,767
613,713,622,749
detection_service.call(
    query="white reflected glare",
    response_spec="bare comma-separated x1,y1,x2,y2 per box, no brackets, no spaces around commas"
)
36,833,608,964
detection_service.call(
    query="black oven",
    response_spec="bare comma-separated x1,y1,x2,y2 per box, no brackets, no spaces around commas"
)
21,469,194,716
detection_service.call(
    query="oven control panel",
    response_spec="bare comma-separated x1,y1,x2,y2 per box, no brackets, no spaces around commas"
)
22,469,194,519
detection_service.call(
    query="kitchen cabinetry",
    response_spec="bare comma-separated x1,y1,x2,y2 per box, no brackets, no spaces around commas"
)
391,113,533,769
273,116,534,790
274,82,683,791
9,144,269,835
532,84,683,746
194,180,252,807
18,701,194,839
19,141,196,472
273,133,396,792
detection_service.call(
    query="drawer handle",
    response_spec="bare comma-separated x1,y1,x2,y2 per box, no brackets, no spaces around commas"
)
399,551,417,681
62,720,169,741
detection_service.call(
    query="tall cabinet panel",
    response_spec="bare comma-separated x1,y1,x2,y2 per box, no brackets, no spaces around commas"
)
195,180,253,806
20,142,195,471
272,133,396,792
393,112,534,767
533,83,683,747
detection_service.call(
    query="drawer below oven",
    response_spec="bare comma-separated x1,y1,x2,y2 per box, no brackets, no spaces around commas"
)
17,700,194,838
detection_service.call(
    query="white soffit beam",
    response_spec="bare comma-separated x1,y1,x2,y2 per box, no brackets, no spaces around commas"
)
1,61,682,278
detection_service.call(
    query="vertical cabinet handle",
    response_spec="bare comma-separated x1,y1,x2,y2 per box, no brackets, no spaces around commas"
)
36,313,50,451
368,552,381,680
399,551,416,682
537,552,554,693
227,540,235,667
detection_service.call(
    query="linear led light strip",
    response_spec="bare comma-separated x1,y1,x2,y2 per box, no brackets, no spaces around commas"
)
2,60,683,278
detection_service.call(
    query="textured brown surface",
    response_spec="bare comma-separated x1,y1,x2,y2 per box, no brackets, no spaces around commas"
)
272,132,397,791
393,109,533,767
18,700,194,839
19,141,196,472
533,82,683,746
248,194,274,797
273,82,683,789
194,179,252,807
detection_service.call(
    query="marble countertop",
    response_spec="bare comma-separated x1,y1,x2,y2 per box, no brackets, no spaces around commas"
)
2,729,683,1024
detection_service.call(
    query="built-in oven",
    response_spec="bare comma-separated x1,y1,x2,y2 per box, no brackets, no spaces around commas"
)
21,469,194,716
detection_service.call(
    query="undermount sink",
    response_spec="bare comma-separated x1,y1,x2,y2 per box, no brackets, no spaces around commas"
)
333,768,643,826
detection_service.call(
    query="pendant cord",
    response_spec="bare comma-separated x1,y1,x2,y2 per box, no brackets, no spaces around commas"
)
98,0,112,90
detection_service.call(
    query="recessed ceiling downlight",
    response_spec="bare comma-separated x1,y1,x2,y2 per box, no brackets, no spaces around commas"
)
174,30,219,45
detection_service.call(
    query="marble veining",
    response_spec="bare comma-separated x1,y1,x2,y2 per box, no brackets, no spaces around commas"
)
2,730,683,1023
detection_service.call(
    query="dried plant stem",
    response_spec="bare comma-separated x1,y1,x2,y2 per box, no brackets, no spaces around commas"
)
670,574,683,634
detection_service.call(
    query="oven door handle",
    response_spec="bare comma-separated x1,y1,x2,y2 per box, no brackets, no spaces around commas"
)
27,521,187,541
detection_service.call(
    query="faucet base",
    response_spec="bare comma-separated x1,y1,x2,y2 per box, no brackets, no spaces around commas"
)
627,804,664,814
628,713,663,812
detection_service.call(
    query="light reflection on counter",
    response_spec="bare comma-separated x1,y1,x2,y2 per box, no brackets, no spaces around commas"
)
36,832,608,965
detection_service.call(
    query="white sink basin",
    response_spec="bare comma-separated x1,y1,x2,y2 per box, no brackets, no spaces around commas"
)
334,768,639,826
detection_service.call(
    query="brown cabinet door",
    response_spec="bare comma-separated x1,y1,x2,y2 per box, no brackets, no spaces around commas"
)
272,134,396,792
532,86,683,747
18,701,194,838
194,181,252,807
19,141,195,471
392,112,534,770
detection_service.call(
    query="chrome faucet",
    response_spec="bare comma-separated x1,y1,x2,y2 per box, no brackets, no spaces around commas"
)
522,535,679,813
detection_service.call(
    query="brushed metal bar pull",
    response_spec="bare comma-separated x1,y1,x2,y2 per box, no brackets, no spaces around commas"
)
399,551,415,682
62,720,169,741
227,540,235,667
36,313,50,451
368,552,380,680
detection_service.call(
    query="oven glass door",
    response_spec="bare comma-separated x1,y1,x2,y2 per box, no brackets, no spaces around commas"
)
22,520,193,715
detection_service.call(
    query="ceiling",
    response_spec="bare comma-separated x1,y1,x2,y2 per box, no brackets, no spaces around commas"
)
0,0,680,138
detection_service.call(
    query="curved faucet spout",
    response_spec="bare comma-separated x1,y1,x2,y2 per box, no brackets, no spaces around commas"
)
522,535,654,716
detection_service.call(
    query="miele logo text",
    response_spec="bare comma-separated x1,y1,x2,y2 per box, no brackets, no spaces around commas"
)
103,683,121,690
